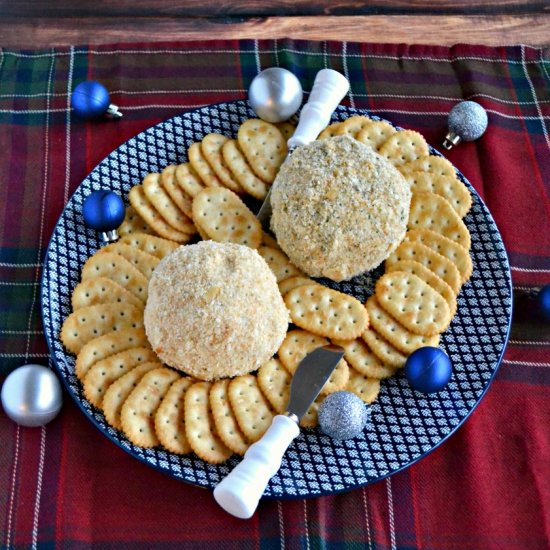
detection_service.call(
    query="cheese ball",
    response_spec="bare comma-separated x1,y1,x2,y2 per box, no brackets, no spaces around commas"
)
144,241,289,380
270,135,411,281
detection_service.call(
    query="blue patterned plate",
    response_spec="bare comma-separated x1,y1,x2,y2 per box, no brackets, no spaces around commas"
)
41,101,512,498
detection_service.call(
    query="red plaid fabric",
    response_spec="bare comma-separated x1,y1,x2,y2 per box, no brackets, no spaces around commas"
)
0,40,549,549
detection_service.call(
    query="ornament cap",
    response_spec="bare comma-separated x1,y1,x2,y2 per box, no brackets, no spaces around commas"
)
442,132,462,150
106,104,123,119
100,229,120,243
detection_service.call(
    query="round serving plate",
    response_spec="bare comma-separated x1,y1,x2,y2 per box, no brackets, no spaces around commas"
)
41,100,512,498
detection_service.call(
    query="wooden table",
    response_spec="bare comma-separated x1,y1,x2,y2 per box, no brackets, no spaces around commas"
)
1,0,549,48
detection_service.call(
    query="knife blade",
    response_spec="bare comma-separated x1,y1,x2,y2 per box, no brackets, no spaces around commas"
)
286,344,345,421
214,344,344,519
257,68,350,232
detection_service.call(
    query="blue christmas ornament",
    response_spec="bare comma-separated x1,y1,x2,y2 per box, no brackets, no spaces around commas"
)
536,284,550,323
71,81,122,120
318,391,369,440
443,101,488,150
82,190,125,243
405,347,453,394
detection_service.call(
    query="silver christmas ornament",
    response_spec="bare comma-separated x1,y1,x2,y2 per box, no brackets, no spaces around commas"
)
248,67,303,123
1,364,63,427
443,101,488,150
318,391,369,441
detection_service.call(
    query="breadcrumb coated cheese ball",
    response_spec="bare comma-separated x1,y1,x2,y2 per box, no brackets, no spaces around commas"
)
270,135,411,282
144,241,289,380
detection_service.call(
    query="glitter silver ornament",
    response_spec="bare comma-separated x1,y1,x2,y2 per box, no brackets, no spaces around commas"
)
248,67,303,123
443,101,488,150
318,391,369,441
1,364,63,427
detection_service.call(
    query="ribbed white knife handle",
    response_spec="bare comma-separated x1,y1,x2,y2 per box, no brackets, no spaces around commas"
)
287,69,350,148
213,415,300,519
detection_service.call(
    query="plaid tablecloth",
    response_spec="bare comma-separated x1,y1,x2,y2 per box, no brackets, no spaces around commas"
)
0,39,549,549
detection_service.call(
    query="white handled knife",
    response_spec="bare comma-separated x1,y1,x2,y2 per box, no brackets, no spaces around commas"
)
257,68,350,232
213,344,345,519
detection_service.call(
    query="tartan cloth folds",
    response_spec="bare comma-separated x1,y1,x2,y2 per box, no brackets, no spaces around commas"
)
0,39,549,549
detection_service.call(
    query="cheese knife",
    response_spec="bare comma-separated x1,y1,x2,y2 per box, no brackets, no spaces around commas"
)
213,344,344,519
256,68,350,232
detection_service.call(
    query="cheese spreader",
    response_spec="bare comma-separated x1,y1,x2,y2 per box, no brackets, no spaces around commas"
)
256,68,350,232
213,344,345,519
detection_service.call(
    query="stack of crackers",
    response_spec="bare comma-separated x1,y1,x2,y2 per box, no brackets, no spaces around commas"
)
60,114,472,465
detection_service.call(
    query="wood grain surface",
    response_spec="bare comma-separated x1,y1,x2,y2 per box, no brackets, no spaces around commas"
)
1,1,548,48
1,0,549,16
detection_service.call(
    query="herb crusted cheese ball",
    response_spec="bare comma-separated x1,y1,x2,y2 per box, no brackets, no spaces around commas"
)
144,241,289,380
270,136,411,282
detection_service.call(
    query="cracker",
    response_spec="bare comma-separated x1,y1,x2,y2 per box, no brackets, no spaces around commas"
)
175,162,206,198
160,165,194,218
60,302,144,355
277,329,349,395
345,367,381,404
257,358,290,415
356,120,397,150
385,240,461,294
75,327,150,382
404,170,472,218
366,295,440,354
194,221,210,241
331,337,396,379
118,205,154,237
409,191,471,249
261,231,281,250
405,228,472,283
258,246,303,282
120,367,181,448
405,229,473,284
103,361,161,430
192,187,262,248
375,271,451,336
71,277,143,311
257,359,319,428
362,327,407,368
237,119,287,183
284,284,369,340
398,155,456,178
100,242,160,280
275,121,296,141
81,251,149,303
210,379,249,456
317,122,343,140
222,139,269,200
228,375,274,443
278,276,316,297
188,141,223,188
119,233,179,260
335,116,375,138
389,259,457,316
201,133,243,193
185,382,232,463
378,130,430,166
128,185,193,243
142,173,196,234
154,377,194,454
278,329,328,370
83,347,157,407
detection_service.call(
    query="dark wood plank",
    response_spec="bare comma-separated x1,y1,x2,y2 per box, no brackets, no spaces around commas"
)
1,15,549,49
0,0,548,17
